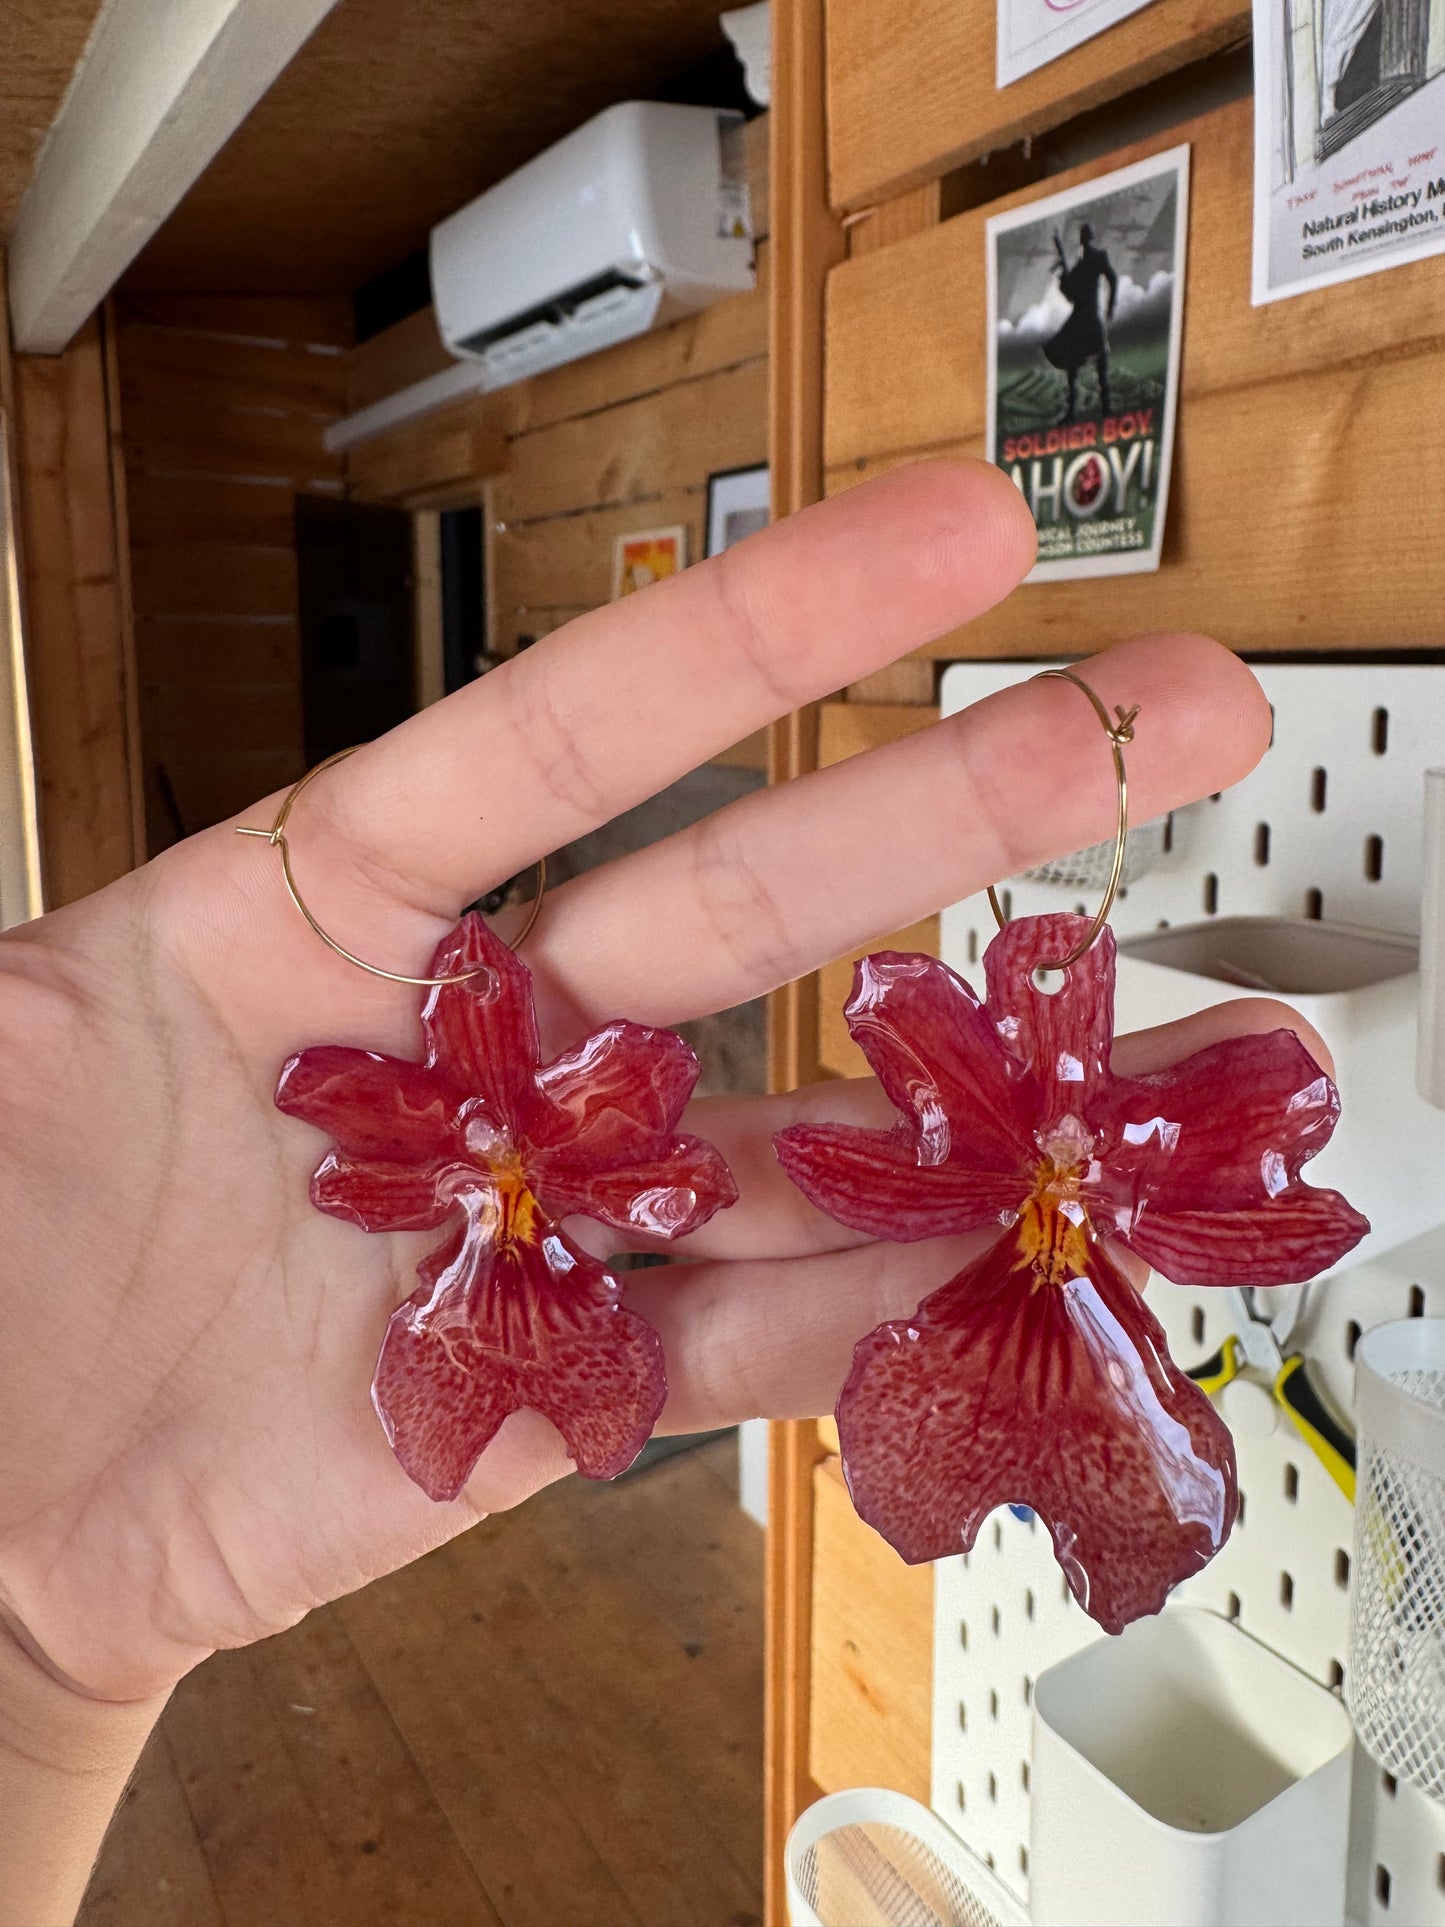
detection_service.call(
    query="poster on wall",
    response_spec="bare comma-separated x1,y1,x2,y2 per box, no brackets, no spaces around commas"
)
705,463,770,556
1251,0,1445,302
985,145,1190,581
997,0,1158,86
611,527,686,598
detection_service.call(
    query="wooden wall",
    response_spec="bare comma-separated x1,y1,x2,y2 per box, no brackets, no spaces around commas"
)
344,116,771,765
113,295,350,849
486,257,769,668
7,296,144,908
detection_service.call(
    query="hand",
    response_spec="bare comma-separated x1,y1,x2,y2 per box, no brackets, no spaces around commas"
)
0,460,1276,1717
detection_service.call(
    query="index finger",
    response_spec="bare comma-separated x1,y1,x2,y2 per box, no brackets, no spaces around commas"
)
315,461,1036,911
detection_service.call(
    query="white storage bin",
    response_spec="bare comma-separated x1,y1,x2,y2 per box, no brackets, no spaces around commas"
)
1349,1317,1445,1802
1029,1607,1354,1927
785,1787,1026,1927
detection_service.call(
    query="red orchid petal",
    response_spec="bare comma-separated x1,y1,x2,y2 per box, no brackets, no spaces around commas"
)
842,952,1036,1169
421,912,540,1120
534,1135,739,1239
311,1151,456,1233
836,1232,1236,1634
1099,1028,1343,1216
276,1046,457,1158
774,1121,1023,1242
372,1212,666,1500
1128,1187,1370,1287
983,913,1115,1106
530,1021,701,1157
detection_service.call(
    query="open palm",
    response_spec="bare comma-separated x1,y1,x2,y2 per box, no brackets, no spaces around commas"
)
0,462,1274,1704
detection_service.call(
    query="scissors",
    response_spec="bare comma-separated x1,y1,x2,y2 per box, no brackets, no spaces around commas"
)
1186,1284,1356,1503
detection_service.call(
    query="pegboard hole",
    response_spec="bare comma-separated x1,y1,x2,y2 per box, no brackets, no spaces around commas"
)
1191,1305,1206,1345
1000,887,1013,920
1023,1675,1034,1707
1336,1548,1351,1589
1284,1461,1300,1503
1372,706,1389,754
959,1620,969,1650
1347,1320,1362,1360
1021,1760,1030,1792
1304,886,1323,921
1310,766,1327,812
1019,1845,1030,1875
992,1519,1003,1552
1203,872,1219,915
1365,833,1384,883
1162,812,1174,852
957,1779,967,1811
984,1852,995,1871
1267,703,1276,748
967,928,978,965
1024,1587,1036,1621
989,1688,999,1722
1410,1284,1426,1317
1382,1769,1397,1798
1226,1590,1242,1622
1237,1490,1247,1526
988,1772,998,1803
1376,1863,1392,1908
1254,821,1271,867
1436,1851,1445,1890
1328,1659,1345,1690
1280,1570,1295,1610
991,1605,1001,1637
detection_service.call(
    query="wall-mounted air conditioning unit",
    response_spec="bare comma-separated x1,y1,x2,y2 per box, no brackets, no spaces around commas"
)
327,101,756,451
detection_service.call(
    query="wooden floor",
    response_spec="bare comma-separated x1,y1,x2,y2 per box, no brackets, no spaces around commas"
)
78,1436,764,1927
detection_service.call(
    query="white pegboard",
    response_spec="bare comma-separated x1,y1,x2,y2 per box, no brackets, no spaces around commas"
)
928,659,1445,1926
939,660,1441,979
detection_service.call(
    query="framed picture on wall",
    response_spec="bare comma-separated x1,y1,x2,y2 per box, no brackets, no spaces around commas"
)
611,526,687,598
706,463,770,557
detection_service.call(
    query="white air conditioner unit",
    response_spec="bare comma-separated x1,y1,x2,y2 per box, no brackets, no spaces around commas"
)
432,100,755,390
324,101,757,453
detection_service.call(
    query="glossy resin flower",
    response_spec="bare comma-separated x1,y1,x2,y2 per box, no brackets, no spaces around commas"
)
775,912,1368,1632
276,913,737,1501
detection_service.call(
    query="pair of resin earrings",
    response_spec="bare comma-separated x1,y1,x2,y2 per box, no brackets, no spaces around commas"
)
247,675,1367,1634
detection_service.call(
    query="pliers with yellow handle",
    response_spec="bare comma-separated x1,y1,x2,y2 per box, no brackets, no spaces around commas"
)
1186,1284,1356,1503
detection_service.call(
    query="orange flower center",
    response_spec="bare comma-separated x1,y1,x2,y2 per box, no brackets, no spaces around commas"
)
480,1148,539,1247
1013,1115,1096,1289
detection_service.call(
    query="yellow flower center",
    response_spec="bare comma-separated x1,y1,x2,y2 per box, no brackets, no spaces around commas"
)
1013,1114,1096,1289
488,1152,539,1247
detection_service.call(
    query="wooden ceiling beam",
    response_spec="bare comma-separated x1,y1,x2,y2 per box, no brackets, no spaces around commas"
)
7,0,342,355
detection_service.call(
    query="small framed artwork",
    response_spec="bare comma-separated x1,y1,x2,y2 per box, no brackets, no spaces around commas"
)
611,526,687,599
705,463,770,558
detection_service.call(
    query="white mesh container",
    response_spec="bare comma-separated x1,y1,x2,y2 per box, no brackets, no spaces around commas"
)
1349,1318,1445,1802
786,1789,1027,1927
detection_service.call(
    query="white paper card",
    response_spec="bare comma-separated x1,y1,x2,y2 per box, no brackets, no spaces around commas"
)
997,0,1159,86
1252,0,1445,302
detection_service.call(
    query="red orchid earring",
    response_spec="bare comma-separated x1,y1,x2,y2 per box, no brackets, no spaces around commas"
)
241,755,738,1502
774,675,1369,1633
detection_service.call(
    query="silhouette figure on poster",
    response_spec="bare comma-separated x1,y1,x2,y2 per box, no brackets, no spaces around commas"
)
1044,223,1119,424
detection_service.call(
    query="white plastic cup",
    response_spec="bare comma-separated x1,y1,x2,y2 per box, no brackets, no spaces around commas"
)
1348,1317,1445,1799
1030,1607,1354,1927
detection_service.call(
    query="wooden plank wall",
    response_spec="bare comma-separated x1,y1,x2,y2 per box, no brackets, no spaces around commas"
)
486,262,770,668
824,94,1445,656
9,299,145,907
113,295,350,849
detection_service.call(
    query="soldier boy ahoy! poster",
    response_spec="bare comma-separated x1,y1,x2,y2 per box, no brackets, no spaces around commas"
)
985,147,1190,580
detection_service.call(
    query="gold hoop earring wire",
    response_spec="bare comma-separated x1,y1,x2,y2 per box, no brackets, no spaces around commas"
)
236,746,546,988
987,667,1139,971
